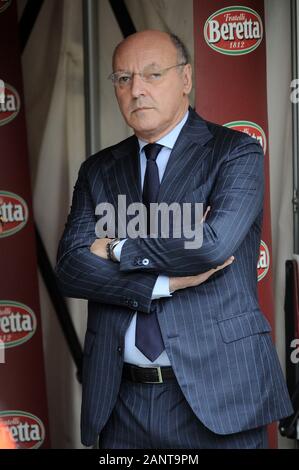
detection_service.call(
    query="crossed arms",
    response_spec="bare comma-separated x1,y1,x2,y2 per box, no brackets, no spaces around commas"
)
55,134,264,314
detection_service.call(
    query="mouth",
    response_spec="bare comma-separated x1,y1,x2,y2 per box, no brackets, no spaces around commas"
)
132,107,153,113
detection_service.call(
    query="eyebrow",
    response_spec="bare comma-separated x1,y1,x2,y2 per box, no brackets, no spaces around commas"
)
113,62,162,73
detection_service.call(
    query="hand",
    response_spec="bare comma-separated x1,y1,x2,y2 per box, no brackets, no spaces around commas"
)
90,238,112,259
169,204,234,293
169,256,235,293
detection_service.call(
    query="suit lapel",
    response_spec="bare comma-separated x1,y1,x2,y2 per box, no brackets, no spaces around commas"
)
101,135,141,235
158,108,214,204
102,135,141,206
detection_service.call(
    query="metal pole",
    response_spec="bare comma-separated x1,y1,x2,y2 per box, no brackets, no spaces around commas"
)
291,1,299,448
291,0,299,253
82,0,100,157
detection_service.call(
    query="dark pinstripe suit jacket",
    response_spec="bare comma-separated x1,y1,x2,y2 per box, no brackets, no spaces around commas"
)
55,108,293,446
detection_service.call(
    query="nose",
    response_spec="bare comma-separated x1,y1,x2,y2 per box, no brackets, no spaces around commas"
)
130,73,146,98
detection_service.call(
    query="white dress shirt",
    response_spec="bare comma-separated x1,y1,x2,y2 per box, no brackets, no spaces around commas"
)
114,110,189,365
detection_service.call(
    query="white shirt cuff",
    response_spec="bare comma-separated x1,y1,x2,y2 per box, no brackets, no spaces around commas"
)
113,239,126,262
114,240,171,299
151,275,172,299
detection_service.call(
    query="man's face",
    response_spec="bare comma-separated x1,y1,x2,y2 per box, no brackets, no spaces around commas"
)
112,31,192,142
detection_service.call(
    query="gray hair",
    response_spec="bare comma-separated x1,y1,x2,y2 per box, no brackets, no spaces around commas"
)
169,33,190,65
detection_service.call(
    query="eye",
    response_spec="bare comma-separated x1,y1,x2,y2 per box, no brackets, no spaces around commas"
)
118,75,131,84
148,72,162,80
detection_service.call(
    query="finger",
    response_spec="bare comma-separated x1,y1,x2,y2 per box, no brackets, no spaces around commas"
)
201,205,211,223
192,256,235,280
214,256,235,271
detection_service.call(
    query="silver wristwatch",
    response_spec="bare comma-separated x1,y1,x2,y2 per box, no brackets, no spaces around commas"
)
106,237,121,262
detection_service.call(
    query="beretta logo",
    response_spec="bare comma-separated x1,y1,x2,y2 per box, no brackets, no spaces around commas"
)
0,411,45,449
0,301,37,349
257,240,270,281
0,83,21,126
204,6,263,55
225,120,267,154
0,191,28,238
0,0,11,14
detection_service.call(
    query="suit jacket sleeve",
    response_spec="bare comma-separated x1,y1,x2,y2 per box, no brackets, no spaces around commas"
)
55,160,158,313
119,134,264,277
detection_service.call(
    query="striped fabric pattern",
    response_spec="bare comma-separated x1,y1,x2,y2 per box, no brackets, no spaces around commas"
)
98,378,269,449
55,108,293,446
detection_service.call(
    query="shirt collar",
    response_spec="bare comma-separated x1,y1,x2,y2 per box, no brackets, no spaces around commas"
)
138,110,189,152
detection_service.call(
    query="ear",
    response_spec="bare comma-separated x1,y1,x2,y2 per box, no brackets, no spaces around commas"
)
183,64,192,95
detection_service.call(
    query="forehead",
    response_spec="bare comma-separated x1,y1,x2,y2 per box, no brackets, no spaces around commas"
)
114,35,177,70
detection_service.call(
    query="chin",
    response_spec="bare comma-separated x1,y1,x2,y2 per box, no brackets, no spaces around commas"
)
133,126,158,139
129,118,159,136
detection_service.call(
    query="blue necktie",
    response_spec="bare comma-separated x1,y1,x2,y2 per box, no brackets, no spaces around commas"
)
135,143,165,361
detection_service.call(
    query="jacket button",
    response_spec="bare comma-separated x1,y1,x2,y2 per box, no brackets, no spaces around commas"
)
142,258,149,266
117,346,122,354
132,301,139,308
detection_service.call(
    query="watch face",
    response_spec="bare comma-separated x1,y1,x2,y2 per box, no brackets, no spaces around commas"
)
109,238,120,261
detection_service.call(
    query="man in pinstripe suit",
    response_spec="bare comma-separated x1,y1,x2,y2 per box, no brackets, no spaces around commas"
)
55,30,293,448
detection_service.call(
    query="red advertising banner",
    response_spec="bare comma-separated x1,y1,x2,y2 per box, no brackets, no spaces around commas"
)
193,0,276,447
0,0,50,449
